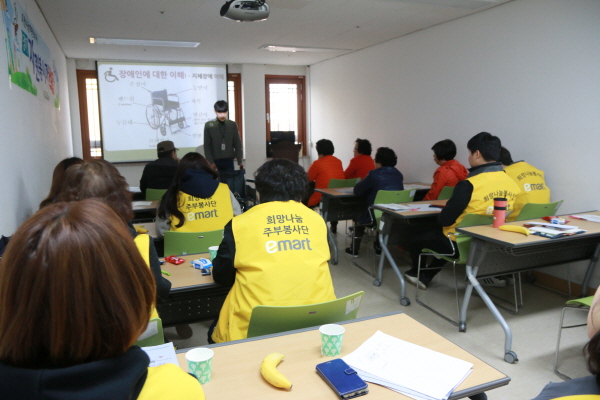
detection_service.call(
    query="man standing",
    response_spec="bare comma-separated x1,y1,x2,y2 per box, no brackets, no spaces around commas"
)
204,100,244,173
139,140,179,198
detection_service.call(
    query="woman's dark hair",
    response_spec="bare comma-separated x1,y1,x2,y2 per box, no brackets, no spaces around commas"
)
586,329,600,385
467,132,501,162
55,160,133,223
255,159,308,203
374,147,397,167
431,139,457,161
158,152,217,228
316,139,335,156
355,139,372,156
0,200,155,369
499,147,514,166
39,157,84,209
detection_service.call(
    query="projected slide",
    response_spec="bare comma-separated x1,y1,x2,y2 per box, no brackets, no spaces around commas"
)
97,61,227,163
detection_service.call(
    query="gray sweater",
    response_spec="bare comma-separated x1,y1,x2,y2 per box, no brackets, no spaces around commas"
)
203,119,243,164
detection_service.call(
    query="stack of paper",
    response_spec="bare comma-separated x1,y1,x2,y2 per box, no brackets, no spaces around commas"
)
335,187,355,194
343,331,473,400
376,203,412,211
575,214,600,223
404,184,431,190
526,222,586,238
142,343,179,368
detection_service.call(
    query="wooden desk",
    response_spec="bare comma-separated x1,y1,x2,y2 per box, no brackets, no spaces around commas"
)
456,211,600,363
157,254,229,326
372,199,448,306
176,312,509,399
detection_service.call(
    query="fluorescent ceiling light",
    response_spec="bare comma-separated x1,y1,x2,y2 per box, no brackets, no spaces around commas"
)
260,44,350,53
90,38,200,48
398,0,502,10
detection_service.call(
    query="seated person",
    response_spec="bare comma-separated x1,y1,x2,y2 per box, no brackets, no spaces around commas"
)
39,157,84,208
345,147,404,257
345,138,375,180
156,152,241,238
404,132,520,289
139,140,179,198
0,200,204,400
55,160,171,305
500,146,551,221
423,139,468,201
531,284,600,399
307,139,345,233
210,159,336,343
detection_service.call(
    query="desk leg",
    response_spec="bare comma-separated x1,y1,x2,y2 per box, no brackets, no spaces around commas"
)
581,242,600,297
321,203,338,265
377,232,410,306
459,238,518,364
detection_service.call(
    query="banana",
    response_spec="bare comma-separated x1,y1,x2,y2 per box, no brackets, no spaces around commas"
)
499,225,530,235
260,352,293,390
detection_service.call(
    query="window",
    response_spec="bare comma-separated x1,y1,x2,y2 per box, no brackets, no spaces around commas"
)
265,75,306,156
76,69,102,160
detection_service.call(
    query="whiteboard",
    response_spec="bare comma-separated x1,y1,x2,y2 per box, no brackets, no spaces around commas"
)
97,61,227,163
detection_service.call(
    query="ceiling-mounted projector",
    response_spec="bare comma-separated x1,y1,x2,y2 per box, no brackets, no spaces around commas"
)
221,0,269,22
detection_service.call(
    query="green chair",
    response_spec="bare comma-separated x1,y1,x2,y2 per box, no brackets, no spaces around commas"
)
416,214,493,326
514,200,564,222
135,317,165,347
328,178,359,189
373,189,415,229
246,291,364,338
437,186,454,200
554,296,594,380
146,188,167,201
163,229,224,256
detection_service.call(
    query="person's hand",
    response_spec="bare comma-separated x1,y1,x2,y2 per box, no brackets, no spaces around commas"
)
238,163,244,170
211,163,217,171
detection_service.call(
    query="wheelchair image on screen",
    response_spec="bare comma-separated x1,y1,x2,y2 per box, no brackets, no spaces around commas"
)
145,89,187,136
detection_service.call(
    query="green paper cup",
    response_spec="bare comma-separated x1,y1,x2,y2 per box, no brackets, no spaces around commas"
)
320,324,345,356
186,347,214,384
208,246,219,261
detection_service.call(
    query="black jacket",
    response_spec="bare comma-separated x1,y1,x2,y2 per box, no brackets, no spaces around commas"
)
353,166,404,224
139,157,178,197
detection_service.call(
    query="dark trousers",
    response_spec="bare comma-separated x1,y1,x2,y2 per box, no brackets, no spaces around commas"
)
406,226,457,279
214,157,235,173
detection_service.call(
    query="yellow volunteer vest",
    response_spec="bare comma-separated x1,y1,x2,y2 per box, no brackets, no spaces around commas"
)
212,201,336,343
504,161,551,221
138,363,206,400
170,183,234,232
442,171,520,239
134,234,158,320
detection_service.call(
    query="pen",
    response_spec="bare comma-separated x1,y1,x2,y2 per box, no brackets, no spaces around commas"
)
161,270,171,276
569,215,583,220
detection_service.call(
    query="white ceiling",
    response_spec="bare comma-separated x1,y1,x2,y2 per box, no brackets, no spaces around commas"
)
35,0,512,66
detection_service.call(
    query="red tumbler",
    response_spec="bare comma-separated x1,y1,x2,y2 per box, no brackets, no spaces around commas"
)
493,197,507,228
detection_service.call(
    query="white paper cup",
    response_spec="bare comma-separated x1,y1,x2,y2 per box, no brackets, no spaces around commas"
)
320,324,345,356
186,347,214,384
208,246,219,261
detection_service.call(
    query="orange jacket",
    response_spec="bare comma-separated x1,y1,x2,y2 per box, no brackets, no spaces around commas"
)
344,155,375,180
307,155,345,206
423,159,468,201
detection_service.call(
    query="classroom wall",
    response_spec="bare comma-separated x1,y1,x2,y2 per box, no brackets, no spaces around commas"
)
0,0,72,235
309,0,600,284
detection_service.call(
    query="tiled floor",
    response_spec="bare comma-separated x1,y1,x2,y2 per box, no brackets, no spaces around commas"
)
166,228,591,399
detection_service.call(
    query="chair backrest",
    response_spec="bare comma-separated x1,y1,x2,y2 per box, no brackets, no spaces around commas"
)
145,188,167,201
454,214,494,264
134,317,165,347
372,189,415,229
437,186,454,200
164,229,224,256
515,200,564,221
328,178,359,189
271,141,301,163
246,291,364,338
